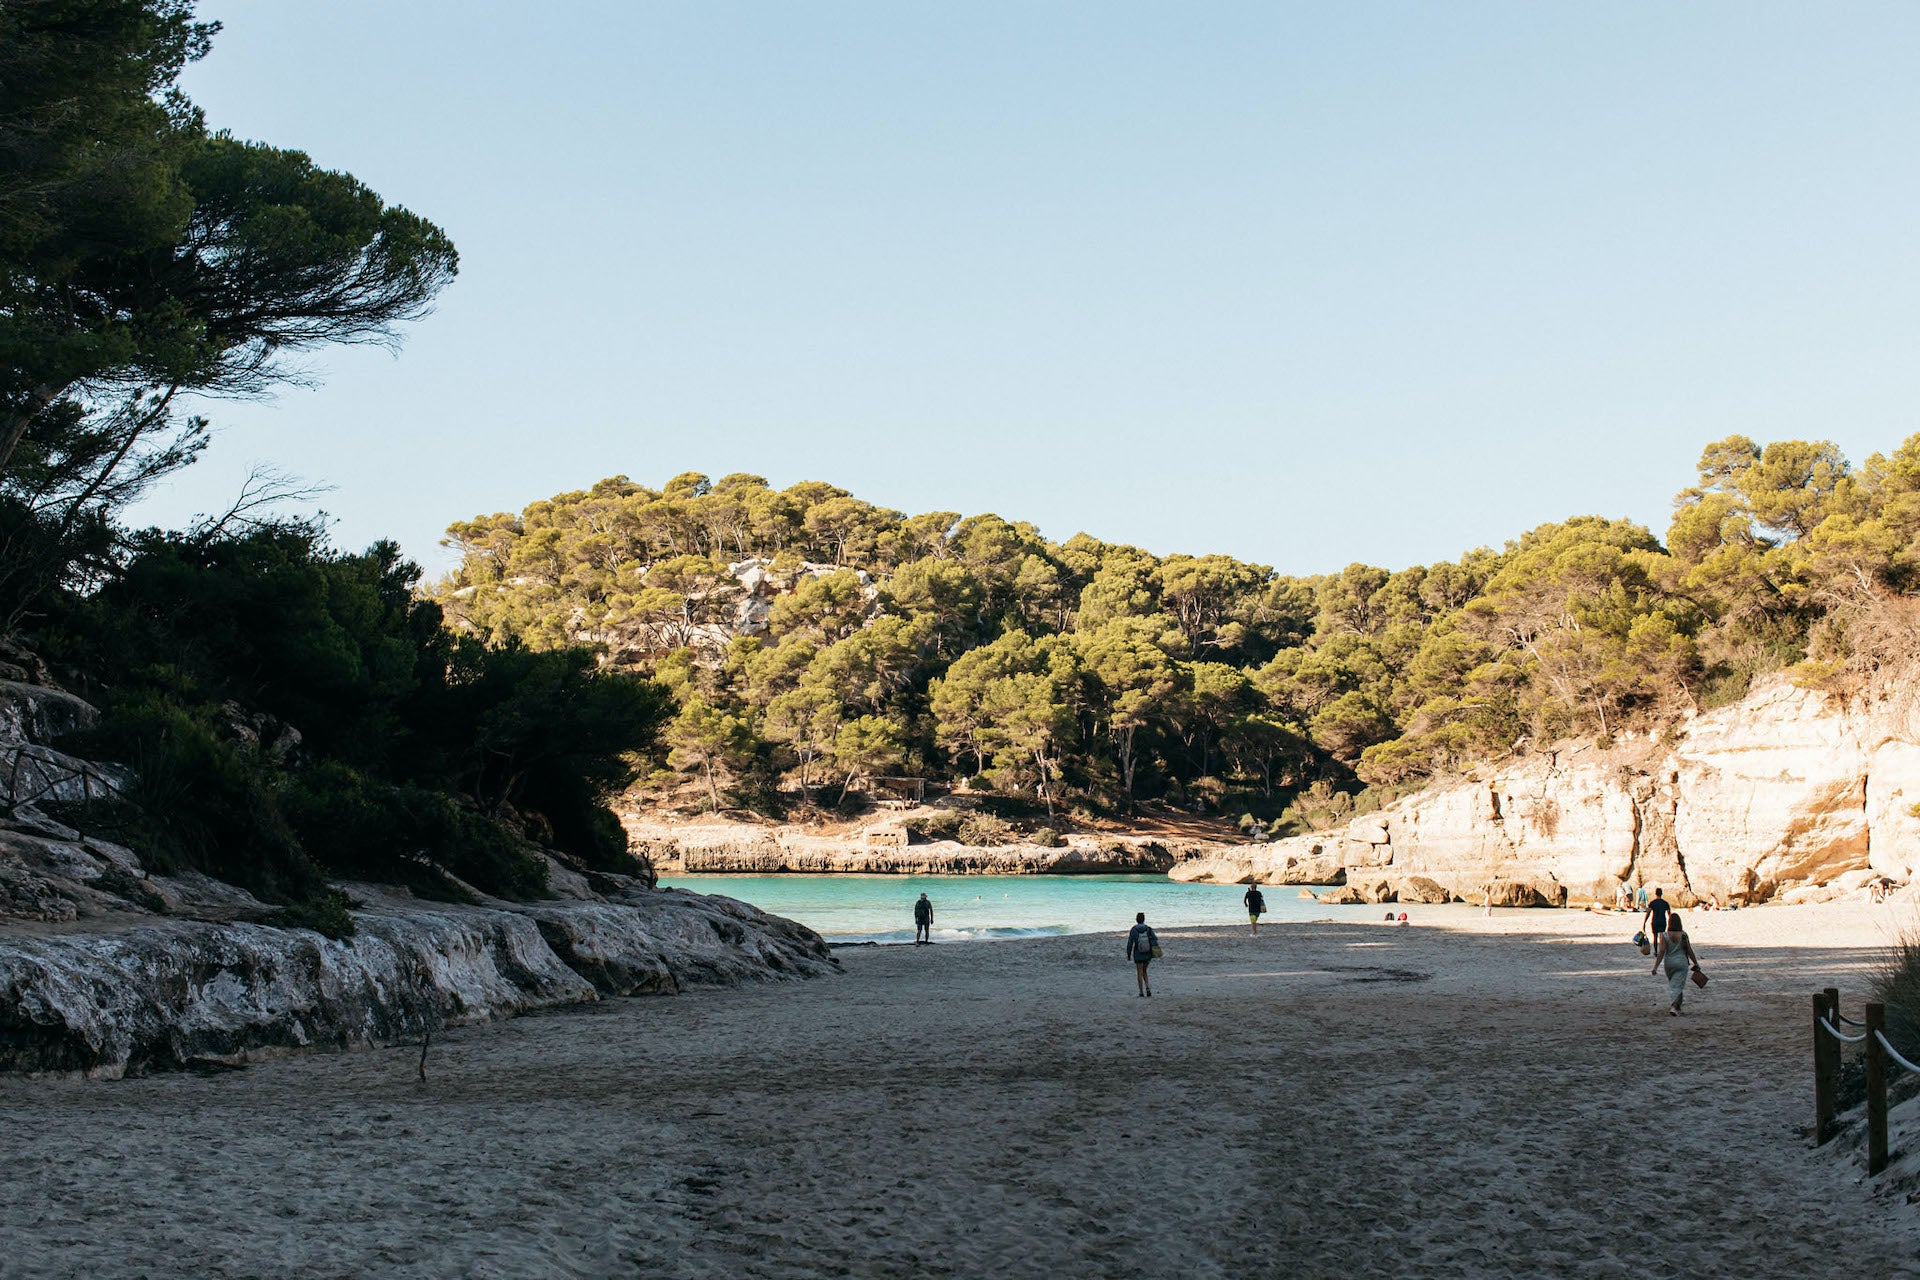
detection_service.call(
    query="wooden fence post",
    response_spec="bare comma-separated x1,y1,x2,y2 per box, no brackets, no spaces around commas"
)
1867,1002,1889,1176
1814,992,1836,1145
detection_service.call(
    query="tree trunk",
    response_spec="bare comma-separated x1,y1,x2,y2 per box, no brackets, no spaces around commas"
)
703,760,719,811
1033,749,1055,817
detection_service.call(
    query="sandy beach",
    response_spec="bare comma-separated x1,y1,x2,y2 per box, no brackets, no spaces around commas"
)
4,902,1918,1279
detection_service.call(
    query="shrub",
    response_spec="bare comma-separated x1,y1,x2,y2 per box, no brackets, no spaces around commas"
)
1031,827,1065,848
956,813,1013,846
281,763,549,901
275,889,357,940
1875,925,1920,1062
898,810,1014,845
62,691,330,909
903,811,964,841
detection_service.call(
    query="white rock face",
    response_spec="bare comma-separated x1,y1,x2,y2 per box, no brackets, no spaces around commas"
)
0,886,837,1077
1671,682,1872,900
1866,741,1920,882
1172,678,1920,906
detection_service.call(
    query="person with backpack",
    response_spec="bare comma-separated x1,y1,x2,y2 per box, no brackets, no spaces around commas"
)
1243,884,1267,934
1127,912,1159,996
913,892,934,944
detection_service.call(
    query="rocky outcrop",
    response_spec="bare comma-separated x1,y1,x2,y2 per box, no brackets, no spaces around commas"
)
0,680,122,813
630,823,1181,875
0,885,836,1077
1174,678,1920,906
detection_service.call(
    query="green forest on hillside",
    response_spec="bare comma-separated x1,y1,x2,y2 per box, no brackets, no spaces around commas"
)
437,435,1920,827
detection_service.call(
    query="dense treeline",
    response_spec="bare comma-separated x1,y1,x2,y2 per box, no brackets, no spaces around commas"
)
438,436,1920,824
1,2,665,929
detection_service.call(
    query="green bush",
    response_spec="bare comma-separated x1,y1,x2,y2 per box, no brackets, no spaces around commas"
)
280,763,548,901
1031,826,1065,848
62,691,331,909
274,889,357,940
900,810,1015,845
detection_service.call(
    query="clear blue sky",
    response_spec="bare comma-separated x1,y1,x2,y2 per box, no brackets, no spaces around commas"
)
133,1,1920,577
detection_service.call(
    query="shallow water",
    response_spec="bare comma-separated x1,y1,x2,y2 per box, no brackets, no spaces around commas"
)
658,872,1343,942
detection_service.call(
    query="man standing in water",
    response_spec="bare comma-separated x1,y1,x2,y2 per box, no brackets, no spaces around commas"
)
1243,883,1267,934
1127,912,1158,997
913,892,934,944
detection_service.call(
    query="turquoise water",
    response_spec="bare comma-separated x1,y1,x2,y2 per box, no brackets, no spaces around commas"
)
659,873,1341,943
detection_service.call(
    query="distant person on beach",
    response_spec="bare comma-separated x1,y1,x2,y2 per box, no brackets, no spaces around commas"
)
1640,888,1670,940
1243,885,1267,934
1637,886,1650,909
913,893,933,944
1651,912,1702,1016
1127,912,1158,997
1615,882,1631,911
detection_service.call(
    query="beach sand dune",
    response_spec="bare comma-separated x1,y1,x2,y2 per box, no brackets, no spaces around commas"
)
3,904,1916,1278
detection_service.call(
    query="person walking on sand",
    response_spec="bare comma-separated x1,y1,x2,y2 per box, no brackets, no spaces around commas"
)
1651,912,1702,1016
913,892,933,945
1243,884,1267,934
1639,887,1670,942
1127,912,1158,997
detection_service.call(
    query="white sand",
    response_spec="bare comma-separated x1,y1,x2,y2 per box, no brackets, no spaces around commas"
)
4,901,1918,1279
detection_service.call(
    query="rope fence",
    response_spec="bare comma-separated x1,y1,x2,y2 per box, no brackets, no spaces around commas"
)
1876,1030,1920,1077
1820,1016,1867,1044
1812,986,1916,1176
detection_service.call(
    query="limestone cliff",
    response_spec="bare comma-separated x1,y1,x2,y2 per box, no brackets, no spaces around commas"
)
1170,678,1920,906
